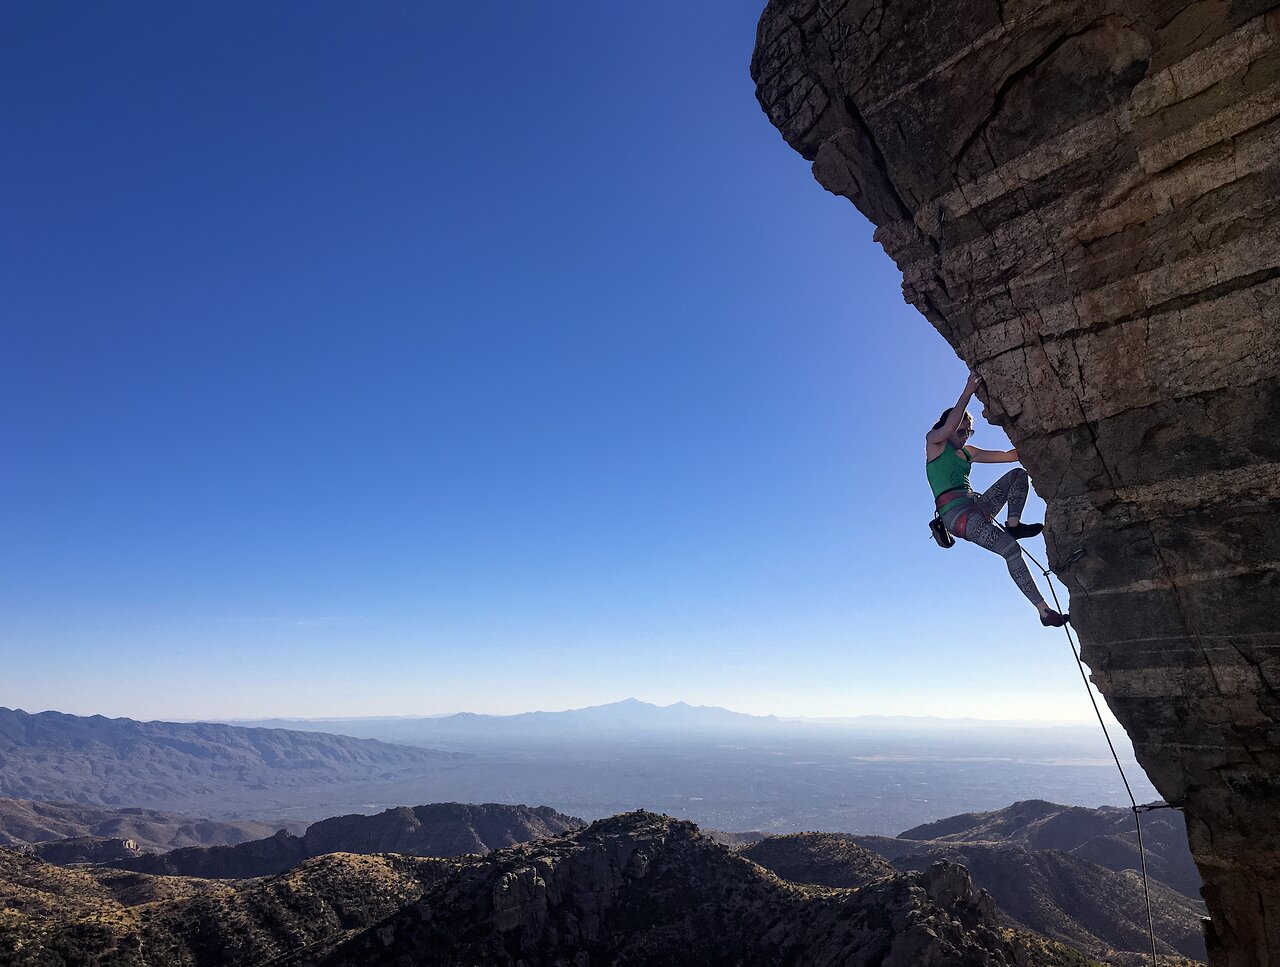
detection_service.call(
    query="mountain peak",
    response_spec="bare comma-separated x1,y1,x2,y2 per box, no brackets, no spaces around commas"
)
322,811,1087,966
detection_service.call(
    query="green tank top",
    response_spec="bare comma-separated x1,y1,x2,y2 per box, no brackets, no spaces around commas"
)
926,441,973,515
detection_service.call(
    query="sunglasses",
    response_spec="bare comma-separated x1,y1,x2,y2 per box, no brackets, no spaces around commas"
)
958,428,974,437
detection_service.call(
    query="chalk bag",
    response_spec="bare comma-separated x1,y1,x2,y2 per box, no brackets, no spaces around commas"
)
929,515,955,549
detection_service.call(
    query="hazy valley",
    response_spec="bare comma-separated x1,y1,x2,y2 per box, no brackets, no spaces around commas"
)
0,701,1203,964
1,701,1159,834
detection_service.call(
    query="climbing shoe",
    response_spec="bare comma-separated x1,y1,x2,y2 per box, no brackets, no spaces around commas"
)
1005,522,1044,540
1040,609,1070,628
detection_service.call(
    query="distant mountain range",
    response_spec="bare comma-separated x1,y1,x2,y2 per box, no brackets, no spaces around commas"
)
229,697,1102,745
112,802,584,878
230,697,785,744
0,707,461,815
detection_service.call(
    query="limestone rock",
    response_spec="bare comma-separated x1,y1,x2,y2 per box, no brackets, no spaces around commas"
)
751,3,1280,964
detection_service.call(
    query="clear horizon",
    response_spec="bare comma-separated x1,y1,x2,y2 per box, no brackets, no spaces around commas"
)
5,2,1114,735
10,695,1111,730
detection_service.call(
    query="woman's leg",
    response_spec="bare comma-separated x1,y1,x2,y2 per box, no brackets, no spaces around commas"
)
958,512,1046,608
975,468,1029,525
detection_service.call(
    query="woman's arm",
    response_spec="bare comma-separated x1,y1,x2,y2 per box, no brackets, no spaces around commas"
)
966,446,1019,464
925,373,981,444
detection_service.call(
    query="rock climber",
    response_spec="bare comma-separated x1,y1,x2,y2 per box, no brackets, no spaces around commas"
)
926,373,1069,628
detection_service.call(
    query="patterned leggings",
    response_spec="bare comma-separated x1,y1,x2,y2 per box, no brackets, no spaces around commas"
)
942,468,1044,607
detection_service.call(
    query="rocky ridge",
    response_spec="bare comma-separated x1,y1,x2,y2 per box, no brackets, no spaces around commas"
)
741,831,898,888
0,813,1096,967
27,836,145,865
750,832,1205,963
112,802,584,878
0,845,455,967
320,811,1090,966
0,797,285,853
741,817,1207,962
897,798,1201,897
751,3,1280,964
890,842,1203,963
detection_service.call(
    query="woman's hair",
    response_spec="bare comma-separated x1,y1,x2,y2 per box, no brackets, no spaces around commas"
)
932,407,971,430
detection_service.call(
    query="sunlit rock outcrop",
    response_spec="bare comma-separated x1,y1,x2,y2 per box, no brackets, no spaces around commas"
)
751,3,1280,964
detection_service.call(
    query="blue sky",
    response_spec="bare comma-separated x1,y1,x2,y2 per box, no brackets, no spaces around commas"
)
2,1,1096,722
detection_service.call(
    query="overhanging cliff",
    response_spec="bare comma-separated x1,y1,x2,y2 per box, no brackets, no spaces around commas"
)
750,2,1280,964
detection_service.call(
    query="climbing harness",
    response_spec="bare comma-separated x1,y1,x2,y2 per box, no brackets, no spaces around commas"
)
926,487,976,548
1018,540,1164,967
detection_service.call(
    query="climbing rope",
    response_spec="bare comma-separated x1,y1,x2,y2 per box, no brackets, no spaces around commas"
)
1017,541,1162,967
927,486,1167,962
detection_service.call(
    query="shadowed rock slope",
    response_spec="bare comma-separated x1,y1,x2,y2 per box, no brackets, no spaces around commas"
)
898,799,1201,897
320,811,1092,966
751,3,1280,964
741,831,897,888
744,830,1205,962
27,836,146,865
0,797,285,853
112,802,584,878
893,842,1202,962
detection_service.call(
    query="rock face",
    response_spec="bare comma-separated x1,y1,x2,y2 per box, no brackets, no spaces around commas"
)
751,3,1279,964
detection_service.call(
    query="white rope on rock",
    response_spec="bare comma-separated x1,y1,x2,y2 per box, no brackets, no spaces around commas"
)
1017,541,1162,967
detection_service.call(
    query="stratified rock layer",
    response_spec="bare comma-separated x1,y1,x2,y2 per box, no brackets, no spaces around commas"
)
751,3,1280,965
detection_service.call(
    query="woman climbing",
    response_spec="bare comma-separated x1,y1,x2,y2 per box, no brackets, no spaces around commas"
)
926,373,1069,627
